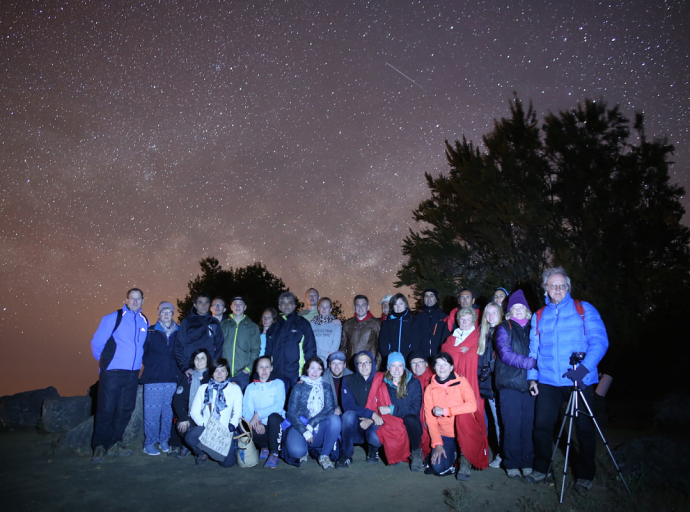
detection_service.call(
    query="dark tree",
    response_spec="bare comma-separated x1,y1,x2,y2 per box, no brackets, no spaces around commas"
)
177,258,303,324
330,299,347,323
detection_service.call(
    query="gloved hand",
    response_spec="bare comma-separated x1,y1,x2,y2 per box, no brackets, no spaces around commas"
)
563,365,589,386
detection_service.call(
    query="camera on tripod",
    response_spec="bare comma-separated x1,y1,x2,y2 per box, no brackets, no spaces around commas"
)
569,351,586,366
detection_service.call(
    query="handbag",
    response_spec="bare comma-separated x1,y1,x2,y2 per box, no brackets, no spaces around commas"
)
235,417,259,467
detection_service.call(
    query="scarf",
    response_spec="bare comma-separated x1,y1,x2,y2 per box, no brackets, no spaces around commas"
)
513,317,529,327
157,320,178,341
203,378,229,419
301,376,325,418
312,314,335,325
452,325,475,346
189,369,206,411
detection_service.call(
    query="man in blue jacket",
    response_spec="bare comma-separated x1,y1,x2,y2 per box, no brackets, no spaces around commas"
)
525,267,609,490
90,288,149,464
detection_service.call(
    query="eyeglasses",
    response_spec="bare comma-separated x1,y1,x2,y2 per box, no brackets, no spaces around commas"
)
548,284,567,291
356,361,372,367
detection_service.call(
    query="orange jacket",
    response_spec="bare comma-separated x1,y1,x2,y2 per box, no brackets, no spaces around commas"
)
423,373,477,448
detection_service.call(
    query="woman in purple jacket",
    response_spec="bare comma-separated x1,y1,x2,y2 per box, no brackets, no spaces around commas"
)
494,290,537,480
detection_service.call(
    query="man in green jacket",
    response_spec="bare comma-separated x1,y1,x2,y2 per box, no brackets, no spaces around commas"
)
221,296,261,391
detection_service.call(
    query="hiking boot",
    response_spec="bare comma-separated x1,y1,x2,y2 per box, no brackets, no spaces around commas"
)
456,455,471,481
91,445,107,465
195,454,208,466
336,455,352,469
366,446,380,464
158,441,170,453
575,479,594,491
319,455,334,470
259,448,270,460
489,454,502,469
525,470,549,484
506,468,521,479
264,453,279,468
522,468,533,477
108,442,133,457
410,449,424,472
143,444,160,456
176,447,190,459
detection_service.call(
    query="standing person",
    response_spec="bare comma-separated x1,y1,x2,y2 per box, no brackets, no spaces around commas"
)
186,358,242,467
440,307,489,479
366,352,424,472
322,351,352,415
174,293,224,376
265,292,317,395
416,288,449,357
337,350,382,468
299,288,320,322
424,352,478,476
340,295,382,369
221,296,261,392
493,288,509,310
171,349,211,459
379,294,393,322
283,356,341,470
140,301,181,456
379,293,422,363
525,268,608,490
311,297,343,367
90,288,149,464
495,290,537,479
211,297,227,323
478,302,504,469
409,351,434,461
242,356,286,468
259,308,277,357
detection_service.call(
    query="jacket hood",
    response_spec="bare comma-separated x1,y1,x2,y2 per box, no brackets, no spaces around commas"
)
354,350,376,382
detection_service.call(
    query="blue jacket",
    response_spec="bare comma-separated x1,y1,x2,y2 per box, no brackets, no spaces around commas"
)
527,293,608,387
140,322,181,384
242,379,286,424
91,305,149,372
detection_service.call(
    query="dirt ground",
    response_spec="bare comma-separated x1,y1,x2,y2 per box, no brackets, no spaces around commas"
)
0,400,685,512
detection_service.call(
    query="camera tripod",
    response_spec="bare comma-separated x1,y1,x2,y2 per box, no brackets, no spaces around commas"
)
545,362,631,503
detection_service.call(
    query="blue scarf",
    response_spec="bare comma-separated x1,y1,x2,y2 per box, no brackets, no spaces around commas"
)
203,378,229,419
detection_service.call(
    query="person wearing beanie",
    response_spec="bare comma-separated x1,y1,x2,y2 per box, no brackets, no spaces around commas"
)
365,351,424,472
140,300,180,456
416,288,450,357
494,289,537,479
220,296,261,392
409,350,434,460
493,288,509,308
322,350,352,415
379,294,393,322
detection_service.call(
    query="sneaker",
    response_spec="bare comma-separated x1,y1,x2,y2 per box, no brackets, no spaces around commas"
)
506,468,522,479
489,454,502,469
456,455,471,481
259,448,270,460
264,453,279,468
176,447,190,459
108,442,133,457
366,446,379,464
319,455,334,470
522,468,533,477
195,454,208,466
410,449,424,472
575,479,594,491
166,447,180,457
159,441,170,453
299,454,309,463
143,444,160,456
336,455,352,469
525,470,548,484
91,445,107,464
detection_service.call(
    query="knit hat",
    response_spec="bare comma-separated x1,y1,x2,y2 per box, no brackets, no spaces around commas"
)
387,352,405,369
407,350,428,365
422,288,439,303
507,289,528,311
495,287,510,297
327,351,346,363
158,301,175,314
380,294,393,304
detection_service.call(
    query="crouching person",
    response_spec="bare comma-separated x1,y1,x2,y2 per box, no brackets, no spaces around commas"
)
337,350,382,468
186,358,242,467
242,356,286,468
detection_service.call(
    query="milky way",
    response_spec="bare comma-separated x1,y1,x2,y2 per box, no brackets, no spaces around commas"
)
1,0,688,395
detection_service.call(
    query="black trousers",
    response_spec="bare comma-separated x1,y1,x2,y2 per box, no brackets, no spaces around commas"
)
533,383,597,480
92,370,139,450
251,413,284,454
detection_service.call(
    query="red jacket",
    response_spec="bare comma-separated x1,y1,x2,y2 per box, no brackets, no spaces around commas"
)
365,372,410,465
415,367,434,457
424,373,477,447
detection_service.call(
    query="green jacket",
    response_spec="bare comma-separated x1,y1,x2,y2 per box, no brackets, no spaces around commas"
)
221,315,261,377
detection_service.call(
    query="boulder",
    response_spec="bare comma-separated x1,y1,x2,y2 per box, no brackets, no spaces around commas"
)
54,384,144,455
41,396,92,433
0,387,60,429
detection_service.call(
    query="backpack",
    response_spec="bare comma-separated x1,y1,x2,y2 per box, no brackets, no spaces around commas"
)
535,300,585,337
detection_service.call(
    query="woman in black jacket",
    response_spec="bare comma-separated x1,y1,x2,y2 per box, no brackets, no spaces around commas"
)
378,293,422,363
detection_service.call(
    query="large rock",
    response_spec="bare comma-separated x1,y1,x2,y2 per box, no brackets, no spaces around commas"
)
0,387,59,428
41,396,92,433
54,384,144,455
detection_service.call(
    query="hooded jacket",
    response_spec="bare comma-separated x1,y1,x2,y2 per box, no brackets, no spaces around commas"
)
378,309,422,362
341,350,377,418
91,304,149,372
265,311,317,380
416,303,450,357
221,315,261,377
174,306,224,372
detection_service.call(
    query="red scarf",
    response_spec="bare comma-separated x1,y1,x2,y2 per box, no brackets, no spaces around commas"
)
365,372,410,465
415,367,434,457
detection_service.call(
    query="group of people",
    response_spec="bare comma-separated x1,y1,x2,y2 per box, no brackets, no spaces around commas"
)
89,267,608,491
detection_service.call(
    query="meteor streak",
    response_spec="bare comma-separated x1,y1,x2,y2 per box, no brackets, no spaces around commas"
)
385,62,425,91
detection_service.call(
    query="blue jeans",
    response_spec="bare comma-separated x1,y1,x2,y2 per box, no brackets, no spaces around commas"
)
430,435,457,475
285,414,341,459
92,370,139,450
340,410,381,458
228,371,250,392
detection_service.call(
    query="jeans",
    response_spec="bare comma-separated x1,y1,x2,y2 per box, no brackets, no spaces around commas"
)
430,435,457,475
499,389,535,470
340,410,381,458
143,382,176,446
92,370,139,450
284,414,341,459
533,383,597,479
228,371,250,392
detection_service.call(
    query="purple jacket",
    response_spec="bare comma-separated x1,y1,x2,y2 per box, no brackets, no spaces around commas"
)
495,319,535,392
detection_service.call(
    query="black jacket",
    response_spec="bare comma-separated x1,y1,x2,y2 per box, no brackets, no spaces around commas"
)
140,322,182,384
415,304,450,357
495,320,531,393
477,325,497,399
174,306,224,372
172,369,210,423
265,312,317,380
341,350,377,418
384,372,422,418
378,309,422,362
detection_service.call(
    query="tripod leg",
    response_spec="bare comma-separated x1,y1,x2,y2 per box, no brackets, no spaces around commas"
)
559,390,577,503
546,391,574,481
577,389,631,495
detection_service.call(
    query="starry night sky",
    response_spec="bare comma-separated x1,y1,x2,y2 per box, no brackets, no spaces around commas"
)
1,0,688,396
